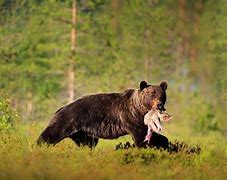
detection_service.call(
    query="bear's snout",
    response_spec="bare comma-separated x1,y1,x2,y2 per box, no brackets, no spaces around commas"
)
150,99,161,109
157,102,166,111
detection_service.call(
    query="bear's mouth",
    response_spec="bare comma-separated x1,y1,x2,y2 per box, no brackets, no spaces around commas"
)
157,104,166,112
150,100,166,112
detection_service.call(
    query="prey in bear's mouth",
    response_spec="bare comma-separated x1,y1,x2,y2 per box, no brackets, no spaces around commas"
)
144,109,172,143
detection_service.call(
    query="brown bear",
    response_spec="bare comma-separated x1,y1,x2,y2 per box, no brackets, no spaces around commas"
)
37,81,169,149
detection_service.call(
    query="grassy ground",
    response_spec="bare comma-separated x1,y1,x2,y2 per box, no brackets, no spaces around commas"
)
0,123,226,180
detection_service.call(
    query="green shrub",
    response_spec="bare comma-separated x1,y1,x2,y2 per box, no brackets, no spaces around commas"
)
188,95,220,132
0,96,18,132
197,103,218,131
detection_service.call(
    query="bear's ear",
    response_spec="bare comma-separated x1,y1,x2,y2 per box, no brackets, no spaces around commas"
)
140,81,148,90
160,81,168,90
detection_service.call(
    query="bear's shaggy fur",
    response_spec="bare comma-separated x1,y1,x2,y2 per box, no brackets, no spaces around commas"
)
37,81,169,149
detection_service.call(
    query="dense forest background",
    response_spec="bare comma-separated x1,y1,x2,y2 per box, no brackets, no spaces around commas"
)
0,0,226,133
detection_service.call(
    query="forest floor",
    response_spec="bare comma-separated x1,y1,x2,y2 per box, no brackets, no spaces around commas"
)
0,123,226,180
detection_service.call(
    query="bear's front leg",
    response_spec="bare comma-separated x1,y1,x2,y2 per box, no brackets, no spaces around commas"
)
130,128,169,149
148,132,169,150
129,127,148,148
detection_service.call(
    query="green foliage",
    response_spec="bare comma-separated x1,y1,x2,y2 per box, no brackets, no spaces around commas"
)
196,103,219,132
184,95,219,132
0,96,18,132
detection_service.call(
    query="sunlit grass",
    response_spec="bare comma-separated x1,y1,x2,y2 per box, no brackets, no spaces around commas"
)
0,123,226,179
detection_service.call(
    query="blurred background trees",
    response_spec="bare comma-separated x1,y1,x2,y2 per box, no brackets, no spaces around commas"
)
0,0,226,133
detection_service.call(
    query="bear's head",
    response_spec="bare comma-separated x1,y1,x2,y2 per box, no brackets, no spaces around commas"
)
139,80,167,111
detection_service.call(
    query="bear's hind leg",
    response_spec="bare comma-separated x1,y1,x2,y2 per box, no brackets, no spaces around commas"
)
37,125,66,146
70,130,99,149
37,119,74,146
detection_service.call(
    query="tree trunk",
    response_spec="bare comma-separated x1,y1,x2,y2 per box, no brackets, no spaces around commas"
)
68,0,76,102
143,29,150,81
189,0,203,76
176,0,186,78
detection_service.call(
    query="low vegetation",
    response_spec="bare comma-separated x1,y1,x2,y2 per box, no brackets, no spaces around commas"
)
0,123,226,179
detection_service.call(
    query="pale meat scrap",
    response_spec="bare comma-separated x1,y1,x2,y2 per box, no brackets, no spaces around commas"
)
144,109,172,143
